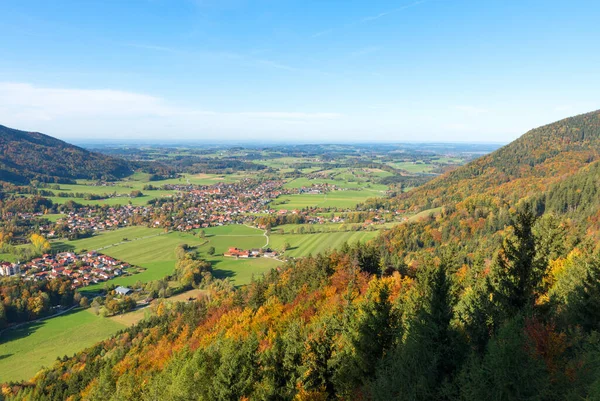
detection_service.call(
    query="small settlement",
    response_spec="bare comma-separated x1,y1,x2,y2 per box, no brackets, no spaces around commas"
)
224,247,279,259
0,251,132,289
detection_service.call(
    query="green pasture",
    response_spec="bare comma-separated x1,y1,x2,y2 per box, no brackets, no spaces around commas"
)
269,230,379,258
52,225,276,292
271,189,385,210
0,308,125,383
388,161,436,173
272,222,397,234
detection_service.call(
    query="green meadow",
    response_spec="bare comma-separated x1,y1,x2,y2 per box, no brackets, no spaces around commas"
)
271,188,386,210
0,309,125,383
53,225,278,292
270,230,379,258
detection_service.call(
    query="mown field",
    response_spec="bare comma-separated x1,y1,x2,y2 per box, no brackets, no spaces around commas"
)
271,189,386,210
270,230,379,258
284,176,388,191
0,309,125,383
273,222,398,234
388,161,437,173
52,225,277,292
16,172,249,207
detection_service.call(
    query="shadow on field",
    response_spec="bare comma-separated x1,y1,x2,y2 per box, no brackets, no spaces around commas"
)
0,321,45,345
0,353,13,360
212,269,235,280
50,242,76,253
0,307,82,345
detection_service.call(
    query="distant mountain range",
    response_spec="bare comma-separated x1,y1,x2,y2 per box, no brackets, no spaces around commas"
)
0,124,133,184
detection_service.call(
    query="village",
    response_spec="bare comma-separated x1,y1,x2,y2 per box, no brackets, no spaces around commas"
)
0,251,133,289
40,178,381,236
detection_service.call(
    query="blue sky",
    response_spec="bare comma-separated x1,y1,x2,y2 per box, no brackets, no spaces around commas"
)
0,0,599,143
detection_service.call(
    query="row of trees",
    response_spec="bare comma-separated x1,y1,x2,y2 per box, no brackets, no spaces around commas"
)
0,277,75,328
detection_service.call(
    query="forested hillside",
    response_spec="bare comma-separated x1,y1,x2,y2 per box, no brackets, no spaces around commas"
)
0,125,133,184
387,110,600,211
5,111,600,400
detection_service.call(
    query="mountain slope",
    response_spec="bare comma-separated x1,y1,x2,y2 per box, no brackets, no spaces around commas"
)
0,124,133,184
393,110,600,210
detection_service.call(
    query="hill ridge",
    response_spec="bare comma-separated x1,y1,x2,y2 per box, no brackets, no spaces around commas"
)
0,124,133,184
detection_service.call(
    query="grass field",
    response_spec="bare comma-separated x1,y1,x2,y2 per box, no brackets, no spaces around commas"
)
273,222,398,234
158,173,247,186
407,207,443,222
0,253,17,263
0,309,125,383
270,230,379,258
195,226,280,283
271,188,386,210
17,172,249,207
39,213,66,223
53,225,278,292
388,161,437,173
108,307,151,327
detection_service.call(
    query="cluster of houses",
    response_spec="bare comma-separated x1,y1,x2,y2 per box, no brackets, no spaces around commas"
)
161,180,290,231
49,205,151,236
1,251,131,289
0,262,21,277
224,247,278,259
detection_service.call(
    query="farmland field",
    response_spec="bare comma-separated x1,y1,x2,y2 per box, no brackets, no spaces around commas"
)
273,222,398,234
271,189,386,210
0,309,125,383
15,172,251,207
269,230,379,258
54,225,278,292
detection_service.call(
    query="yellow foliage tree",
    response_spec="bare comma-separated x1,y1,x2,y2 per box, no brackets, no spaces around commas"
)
0,232,12,247
30,233,51,254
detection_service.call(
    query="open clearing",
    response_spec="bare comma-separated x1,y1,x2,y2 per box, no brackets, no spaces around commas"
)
271,189,385,210
0,309,125,383
270,230,379,258
54,225,278,292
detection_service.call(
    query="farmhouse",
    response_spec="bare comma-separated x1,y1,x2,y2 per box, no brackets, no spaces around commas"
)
115,286,133,296
223,247,261,258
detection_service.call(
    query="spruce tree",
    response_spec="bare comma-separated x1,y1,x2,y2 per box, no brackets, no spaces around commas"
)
488,205,545,319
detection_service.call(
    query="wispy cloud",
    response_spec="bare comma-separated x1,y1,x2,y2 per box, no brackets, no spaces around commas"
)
310,0,429,41
311,29,333,38
350,46,382,57
362,0,429,23
0,82,342,139
126,43,328,75
238,112,342,120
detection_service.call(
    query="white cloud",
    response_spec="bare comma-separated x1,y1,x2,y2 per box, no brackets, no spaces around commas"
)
238,112,341,120
0,82,343,141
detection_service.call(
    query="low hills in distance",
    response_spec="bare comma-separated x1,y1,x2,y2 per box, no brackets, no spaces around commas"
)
0,124,134,184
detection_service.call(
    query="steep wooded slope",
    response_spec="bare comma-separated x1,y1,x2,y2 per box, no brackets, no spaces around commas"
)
392,110,600,210
0,124,133,184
